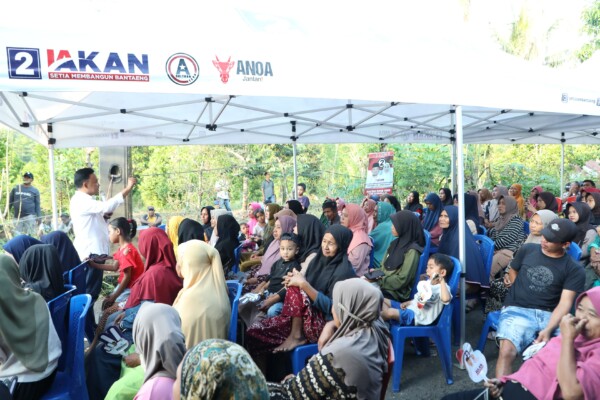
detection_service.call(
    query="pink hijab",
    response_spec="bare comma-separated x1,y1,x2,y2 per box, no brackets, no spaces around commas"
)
345,204,372,253
336,198,346,217
246,202,262,233
504,286,600,399
362,199,377,233
256,215,296,275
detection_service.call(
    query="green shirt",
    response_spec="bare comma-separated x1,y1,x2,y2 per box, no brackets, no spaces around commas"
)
378,248,420,301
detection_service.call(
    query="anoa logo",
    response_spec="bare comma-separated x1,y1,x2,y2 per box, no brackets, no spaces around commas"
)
236,60,273,82
46,49,150,81
166,53,199,86
212,56,235,84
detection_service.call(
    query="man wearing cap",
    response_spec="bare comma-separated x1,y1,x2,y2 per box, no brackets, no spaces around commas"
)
9,172,41,235
495,218,585,378
140,206,162,227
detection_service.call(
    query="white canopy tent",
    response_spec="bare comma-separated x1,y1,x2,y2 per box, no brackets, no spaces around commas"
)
2,1,600,345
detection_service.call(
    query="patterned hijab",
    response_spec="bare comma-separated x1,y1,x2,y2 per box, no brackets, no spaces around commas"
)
3,234,42,264
179,339,269,400
19,244,66,301
133,302,186,383
345,204,372,253
0,255,51,372
321,278,390,400
383,211,425,271
494,195,520,232
40,231,81,272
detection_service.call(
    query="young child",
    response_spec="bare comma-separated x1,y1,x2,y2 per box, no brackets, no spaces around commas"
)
251,208,267,242
239,222,258,252
256,232,301,317
89,217,144,309
381,253,453,326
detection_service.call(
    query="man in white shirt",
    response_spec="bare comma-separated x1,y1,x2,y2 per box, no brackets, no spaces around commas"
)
70,167,136,336
215,179,231,211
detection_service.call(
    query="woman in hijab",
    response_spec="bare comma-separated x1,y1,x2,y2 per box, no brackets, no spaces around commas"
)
341,204,372,277
584,191,600,225
526,185,543,219
335,197,346,217
19,244,66,301
133,303,186,400
285,200,304,216
177,218,205,246
199,206,214,241
463,192,483,234
405,191,424,219
173,339,269,400
263,203,283,245
214,214,240,274
86,227,183,400
380,194,401,212
295,214,325,273
268,279,390,400
536,191,559,213
0,255,62,400
247,202,263,233
372,211,425,302
443,287,600,400
566,202,598,263
422,192,443,247
370,202,396,268
167,216,185,258
439,187,453,206
207,209,233,247
479,188,493,222
173,240,230,348
487,195,526,280
40,230,81,273
524,209,558,244
246,225,356,356
3,234,42,264
438,206,486,289
244,216,296,292
508,183,526,218
361,198,377,233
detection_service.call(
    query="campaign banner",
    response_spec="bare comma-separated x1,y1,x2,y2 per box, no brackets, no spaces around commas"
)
364,151,394,195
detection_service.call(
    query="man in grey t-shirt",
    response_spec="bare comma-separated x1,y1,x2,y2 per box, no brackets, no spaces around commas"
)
9,172,41,235
262,171,275,204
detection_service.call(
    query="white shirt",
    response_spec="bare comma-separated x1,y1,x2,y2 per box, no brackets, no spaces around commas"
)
215,179,229,200
70,190,124,260
407,281,451,326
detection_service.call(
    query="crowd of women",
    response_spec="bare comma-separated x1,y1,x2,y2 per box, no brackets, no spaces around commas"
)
1,180,600,399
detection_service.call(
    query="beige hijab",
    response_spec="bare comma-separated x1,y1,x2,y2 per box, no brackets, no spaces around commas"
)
173,240,231,348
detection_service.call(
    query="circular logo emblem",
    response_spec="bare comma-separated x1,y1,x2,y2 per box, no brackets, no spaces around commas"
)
165,53,199,85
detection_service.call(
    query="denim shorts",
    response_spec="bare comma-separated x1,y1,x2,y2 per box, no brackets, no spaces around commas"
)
496,306,557,353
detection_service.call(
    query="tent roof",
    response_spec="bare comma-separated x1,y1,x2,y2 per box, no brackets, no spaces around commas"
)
2,1,600,147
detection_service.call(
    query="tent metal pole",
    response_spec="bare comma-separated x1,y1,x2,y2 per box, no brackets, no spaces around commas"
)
48,141,59,230
292,122,298,200
560,142,565,194
455,105,467,346
450,111,456,194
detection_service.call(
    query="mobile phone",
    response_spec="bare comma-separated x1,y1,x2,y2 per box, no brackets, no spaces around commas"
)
365,270,385,281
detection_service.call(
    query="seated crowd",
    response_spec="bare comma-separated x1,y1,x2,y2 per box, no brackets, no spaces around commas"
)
1,175,600,400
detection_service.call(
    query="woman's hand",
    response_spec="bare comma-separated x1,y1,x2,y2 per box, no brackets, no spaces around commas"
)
124,353,141,368
503,272,513,288
484,379,504,399
559,314,587,343
259,294,278,311
286,269,306,288
318,320,337,351
246,277,258,285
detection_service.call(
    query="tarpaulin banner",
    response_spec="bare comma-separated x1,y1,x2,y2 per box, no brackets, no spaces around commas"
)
364,151,394,195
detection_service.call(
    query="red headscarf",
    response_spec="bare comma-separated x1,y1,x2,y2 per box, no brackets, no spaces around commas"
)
125,227,183,308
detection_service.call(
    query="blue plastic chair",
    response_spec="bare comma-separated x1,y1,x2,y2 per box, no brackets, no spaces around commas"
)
409,230,431,299
476,310,501,352
226,280,242,343
42,294,91,400
567,242,582,262
523,221,530,235
451,234,494,344
391,256,461,392
369,236,375,268
479,225,487,236
231,245,243,274
65,261,88,295
47,284,77,370
291,343,319,374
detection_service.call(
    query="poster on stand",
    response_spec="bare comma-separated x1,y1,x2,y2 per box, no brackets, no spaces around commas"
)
364,151,394,195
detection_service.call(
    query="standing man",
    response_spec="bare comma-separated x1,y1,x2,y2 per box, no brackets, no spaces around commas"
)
261,171,276,204
9,171,41,236
297,182,310,211
215,179,231,211
70,167,136,336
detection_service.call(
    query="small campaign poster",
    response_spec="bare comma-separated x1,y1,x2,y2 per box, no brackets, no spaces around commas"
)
364,151,394,195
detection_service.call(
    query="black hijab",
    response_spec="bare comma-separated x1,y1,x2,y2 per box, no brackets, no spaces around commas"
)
3,235,42,264
214,214,240,270
200,206,215,239
440,187,453,206
463,192,481,227
304,225,356,296
296,214,325,263
383,211,425,271
566,202,594,246
405,191,423,214
41,231,81,273
538,192,559,213
177,218,205,245
381,194,401,212
19,244,66,301
286,200,305,215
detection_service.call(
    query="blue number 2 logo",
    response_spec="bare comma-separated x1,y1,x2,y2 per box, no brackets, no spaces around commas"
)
7,47,41,79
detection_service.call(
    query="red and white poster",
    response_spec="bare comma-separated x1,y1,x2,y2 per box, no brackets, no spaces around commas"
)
364,151,394,195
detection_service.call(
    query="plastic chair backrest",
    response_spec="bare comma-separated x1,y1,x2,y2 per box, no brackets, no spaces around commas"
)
523,221,530,235
567,242,582,262
479,225,487,236
447,256,462,296
47,284,77,369
369,236,375,268
232,245,243,274
66,261,87,296
410,230,431,298
226,280,242,342
473,234,494,279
